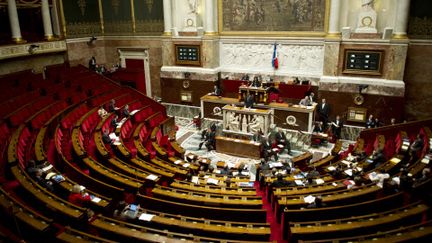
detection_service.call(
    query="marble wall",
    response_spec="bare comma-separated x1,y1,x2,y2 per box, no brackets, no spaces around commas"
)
0,53,65,75
65,37,163,97
404,43,432,120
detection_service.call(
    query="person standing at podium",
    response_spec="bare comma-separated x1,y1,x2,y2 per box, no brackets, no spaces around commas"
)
245,92,255,108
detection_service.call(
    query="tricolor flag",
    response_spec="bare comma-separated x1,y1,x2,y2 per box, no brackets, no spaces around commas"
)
272,43,279,69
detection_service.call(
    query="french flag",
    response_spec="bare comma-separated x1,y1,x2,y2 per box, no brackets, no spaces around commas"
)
272,43,279,69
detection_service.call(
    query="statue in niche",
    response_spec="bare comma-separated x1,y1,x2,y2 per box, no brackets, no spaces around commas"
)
184,0,198,31
355,0,377,33
188,0,197,14
241,114,248,133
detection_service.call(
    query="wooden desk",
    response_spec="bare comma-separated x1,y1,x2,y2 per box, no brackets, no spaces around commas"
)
201,95,316,132
216,136,261,159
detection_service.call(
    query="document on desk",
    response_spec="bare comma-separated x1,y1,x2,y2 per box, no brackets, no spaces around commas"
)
207,178,219,185
42,164,53,172
174,160,182,164
304,195,316,204
327,166,336,171
315,179,325,185
139,213,155,222
191,176,200,185
91,196,101,203
294,180,304,186
146,174,158,181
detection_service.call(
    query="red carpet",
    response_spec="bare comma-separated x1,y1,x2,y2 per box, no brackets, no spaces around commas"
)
255,181,288,243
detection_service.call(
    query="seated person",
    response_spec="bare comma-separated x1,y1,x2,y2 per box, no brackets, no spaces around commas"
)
313,121,324,133
102,129,113,144
251,77,261,87
299,96,311,106
108,99,119,112
308,92,315,103
111,115,119,128
122,104,130,117
371,149,386,168
198,127,212,150
275,128,291,154
271,173,289,188
34,169,54,192
98,105,108,118
210,84,222,96
68,184,91,207
307,195,326,208
26,159,40,177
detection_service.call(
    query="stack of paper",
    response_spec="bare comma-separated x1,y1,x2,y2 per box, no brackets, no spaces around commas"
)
207,178,219,185
315,179,325,185
304,195,316,204
174,160,182,165
327,166,336,171
139,213,155,222
294,180,304,186
91,197,101,203
42,164,53,172
182,163,190,168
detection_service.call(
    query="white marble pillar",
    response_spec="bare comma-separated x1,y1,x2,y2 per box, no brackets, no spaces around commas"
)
7,0,25,43
204,0,216,35
163,0,172,35
41,0,54,40
327,0,341,37
393,0,410,39
51,0,61,37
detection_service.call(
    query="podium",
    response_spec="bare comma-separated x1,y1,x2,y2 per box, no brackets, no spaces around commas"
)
222,105,273,137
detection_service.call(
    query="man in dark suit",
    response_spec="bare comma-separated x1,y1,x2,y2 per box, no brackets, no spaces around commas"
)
251,77,261,87
205,129,216,151
317,98,330,128
262,137,278,161
313,121,324,133
245,93,255,108
211,85,222,96
331,115,343,139
275,128,291,154
365,114,375,129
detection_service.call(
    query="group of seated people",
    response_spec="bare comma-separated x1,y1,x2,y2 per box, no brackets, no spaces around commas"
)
253,128,292,162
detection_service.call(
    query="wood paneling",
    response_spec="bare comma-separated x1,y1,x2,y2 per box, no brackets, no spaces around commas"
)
160,78,214,106
318,91,405,126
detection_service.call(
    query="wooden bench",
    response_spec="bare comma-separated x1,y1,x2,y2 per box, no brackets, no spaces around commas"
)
298,220,432,242
81,157,143,191
11,165,86,222
152,185,263,209
0,187,53,235
56,226,117,243
170,180,257,196
131,208,270,241
138,193,267,223
290,202,428,242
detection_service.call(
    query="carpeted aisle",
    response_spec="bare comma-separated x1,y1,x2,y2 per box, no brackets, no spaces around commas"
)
255,181,288,243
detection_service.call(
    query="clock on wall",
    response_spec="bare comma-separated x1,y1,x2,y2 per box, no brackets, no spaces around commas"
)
182,80,190,89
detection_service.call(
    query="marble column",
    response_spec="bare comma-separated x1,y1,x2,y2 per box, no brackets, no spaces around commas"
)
51,0,61,37
41,0,54,40
204,0,216,35
393,0,410,39
163,0,172,35
7,0,25,43
326,0,341,37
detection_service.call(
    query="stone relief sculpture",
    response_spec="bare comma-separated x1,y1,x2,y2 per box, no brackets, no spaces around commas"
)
221,43,323,75
188,0,197,14
227,111,240,132
355,0,377,33
249,115,264,134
